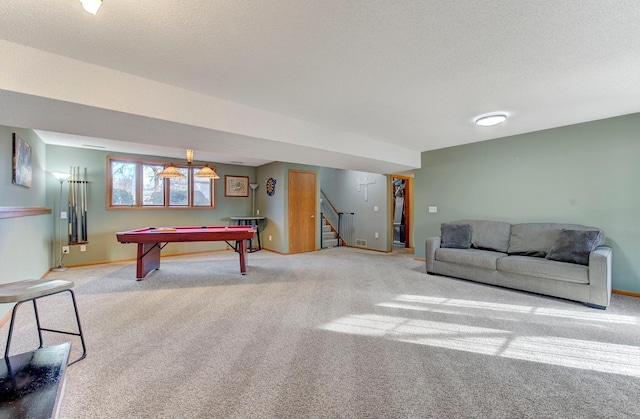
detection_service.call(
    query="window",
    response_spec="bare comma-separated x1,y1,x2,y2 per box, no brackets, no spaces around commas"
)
107,157,216,209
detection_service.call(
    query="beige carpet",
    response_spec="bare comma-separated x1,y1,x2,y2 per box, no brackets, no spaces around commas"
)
3,248,640,418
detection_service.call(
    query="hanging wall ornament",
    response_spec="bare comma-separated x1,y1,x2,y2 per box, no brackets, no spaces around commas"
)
266,177,276,196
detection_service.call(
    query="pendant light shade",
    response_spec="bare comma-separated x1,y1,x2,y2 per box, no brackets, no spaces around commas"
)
194,164,220,179
156,150,218,179
157,164,185,179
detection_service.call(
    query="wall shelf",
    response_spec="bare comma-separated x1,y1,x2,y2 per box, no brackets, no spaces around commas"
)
0,207,52,219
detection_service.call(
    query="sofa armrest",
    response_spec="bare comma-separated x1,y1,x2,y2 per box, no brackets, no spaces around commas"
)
426,236,441,273
588,246,612,308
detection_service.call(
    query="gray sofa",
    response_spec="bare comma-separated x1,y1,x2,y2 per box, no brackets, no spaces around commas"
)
425,220,612,309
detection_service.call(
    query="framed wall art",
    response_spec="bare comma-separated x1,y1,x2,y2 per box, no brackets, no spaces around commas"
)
224,175,249,197
12,133,32,188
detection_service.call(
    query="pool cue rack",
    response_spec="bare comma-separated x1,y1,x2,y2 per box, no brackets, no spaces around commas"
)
67,167,89,245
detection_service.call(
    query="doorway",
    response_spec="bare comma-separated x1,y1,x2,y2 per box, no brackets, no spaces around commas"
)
288,169,317,253
392,175,411,250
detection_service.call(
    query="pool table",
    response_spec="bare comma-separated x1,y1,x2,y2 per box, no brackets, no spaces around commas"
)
115,225,256,279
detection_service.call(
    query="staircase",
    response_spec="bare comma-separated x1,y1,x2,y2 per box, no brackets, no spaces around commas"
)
322,218,339,248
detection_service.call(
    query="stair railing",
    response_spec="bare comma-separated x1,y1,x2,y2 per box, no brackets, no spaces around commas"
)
320,189,354,247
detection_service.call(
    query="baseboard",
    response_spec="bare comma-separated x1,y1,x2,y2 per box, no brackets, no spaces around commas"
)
612,289,640,298
49,249,233,270
0,311,11,329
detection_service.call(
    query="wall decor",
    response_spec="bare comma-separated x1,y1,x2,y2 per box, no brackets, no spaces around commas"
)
356,176,376,202
12,133,32,188
266,177,276,196
225,175,249,197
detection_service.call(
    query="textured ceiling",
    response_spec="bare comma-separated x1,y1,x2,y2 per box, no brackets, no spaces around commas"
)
1,0,640,173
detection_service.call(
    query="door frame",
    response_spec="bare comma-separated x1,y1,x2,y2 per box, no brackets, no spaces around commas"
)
390,174,412,249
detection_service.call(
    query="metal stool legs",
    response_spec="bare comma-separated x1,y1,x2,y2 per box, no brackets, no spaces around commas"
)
4,288,87,365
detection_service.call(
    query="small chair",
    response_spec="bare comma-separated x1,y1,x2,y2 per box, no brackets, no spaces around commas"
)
0,278,87,365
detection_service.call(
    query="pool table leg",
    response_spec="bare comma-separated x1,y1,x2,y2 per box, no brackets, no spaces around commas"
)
137,242,161,279
238,239,247,275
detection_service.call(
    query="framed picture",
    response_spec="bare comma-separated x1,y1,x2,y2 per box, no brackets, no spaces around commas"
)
12,133,32,188
224,175,249,197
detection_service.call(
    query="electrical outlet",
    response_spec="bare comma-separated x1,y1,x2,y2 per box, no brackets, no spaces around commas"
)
269,235,272,241
62,246,70,254
61,211,67,219
256,210,260,215
80,245,86,252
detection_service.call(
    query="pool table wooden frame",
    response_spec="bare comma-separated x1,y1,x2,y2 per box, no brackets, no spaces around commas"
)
116,225,256,279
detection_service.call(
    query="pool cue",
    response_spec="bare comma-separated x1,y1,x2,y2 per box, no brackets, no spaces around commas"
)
71,167,78,243
67,167,72,243
82,167,88,242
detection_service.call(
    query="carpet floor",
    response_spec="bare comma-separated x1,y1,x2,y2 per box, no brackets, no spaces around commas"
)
2,248,639,418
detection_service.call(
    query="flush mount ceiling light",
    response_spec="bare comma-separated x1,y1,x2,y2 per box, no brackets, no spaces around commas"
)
474,113,508,127
80,0,102,15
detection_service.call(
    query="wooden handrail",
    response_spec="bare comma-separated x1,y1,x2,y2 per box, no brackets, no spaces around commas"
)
0,206,52,219
320,190,340,217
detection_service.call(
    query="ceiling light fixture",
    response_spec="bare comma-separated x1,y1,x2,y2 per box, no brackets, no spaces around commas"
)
474,113,508,127
157,149,220,179
157,164,185,179
80,0,102,15
194,164,220,179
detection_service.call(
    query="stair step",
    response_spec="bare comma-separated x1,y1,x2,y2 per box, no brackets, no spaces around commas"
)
322,225,332,232
323,238,339,248
323,232,337,240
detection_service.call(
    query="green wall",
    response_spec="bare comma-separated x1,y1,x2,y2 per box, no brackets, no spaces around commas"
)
0,127,50,318
256,162,322,254
414,113,640,293
46,145,257,265
256,162,287,253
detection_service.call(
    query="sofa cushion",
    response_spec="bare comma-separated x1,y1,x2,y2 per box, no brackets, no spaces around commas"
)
451,220,511,253
435,248,506,270
497,255,589,284
507,223,604,257
441,223,471,249
546,229,604,265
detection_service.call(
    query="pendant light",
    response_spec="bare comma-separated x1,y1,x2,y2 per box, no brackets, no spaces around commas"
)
194,164,220,179
157,164,185,179
157,149,219,179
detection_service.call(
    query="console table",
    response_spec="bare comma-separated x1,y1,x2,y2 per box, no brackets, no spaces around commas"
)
230,216,266,252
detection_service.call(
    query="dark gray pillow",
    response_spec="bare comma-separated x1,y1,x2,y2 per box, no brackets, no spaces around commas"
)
546,229,603,265
441,223,471,249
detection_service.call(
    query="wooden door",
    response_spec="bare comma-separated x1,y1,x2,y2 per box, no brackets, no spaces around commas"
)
288,170,317,253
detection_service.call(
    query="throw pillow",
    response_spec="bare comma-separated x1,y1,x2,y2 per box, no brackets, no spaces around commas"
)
546,229,603,265
441,223,472,249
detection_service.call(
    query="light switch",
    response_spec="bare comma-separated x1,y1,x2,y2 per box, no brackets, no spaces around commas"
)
373,206,379,212
428,206,438,213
